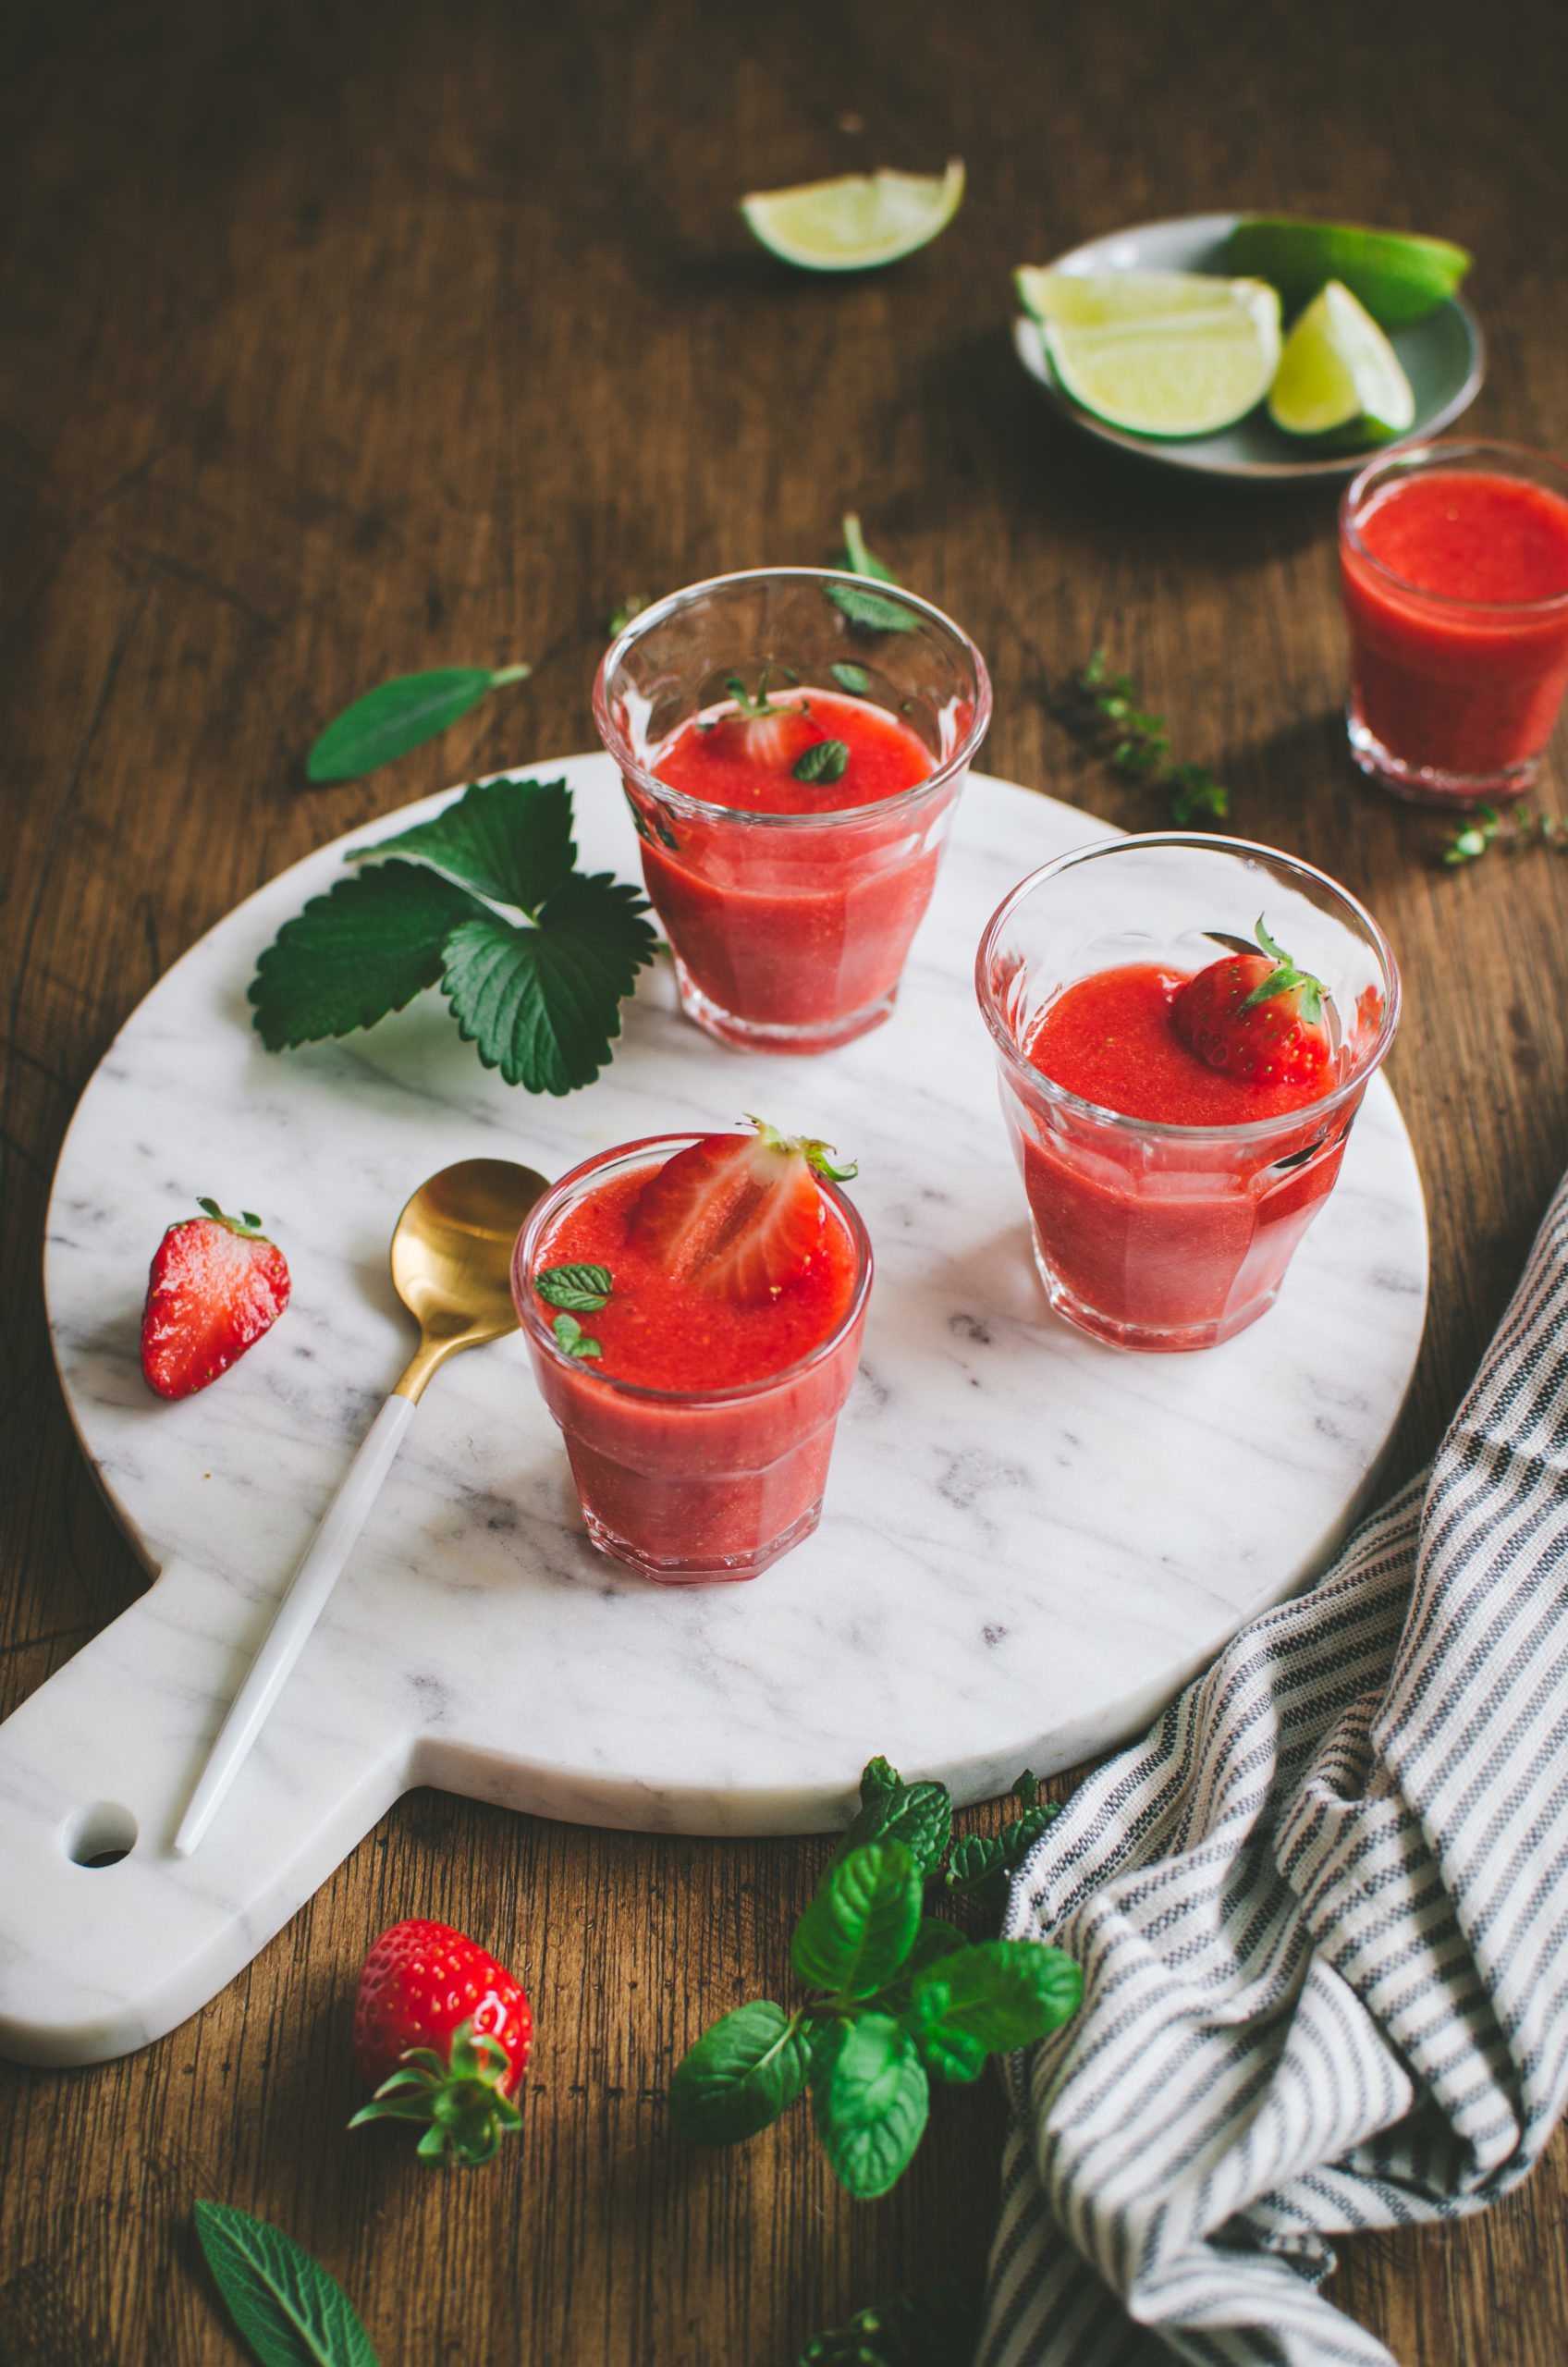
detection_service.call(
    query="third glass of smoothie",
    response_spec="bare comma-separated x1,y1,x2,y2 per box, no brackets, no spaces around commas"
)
975,836,1400,1354
1340,438,1568,805
594,569,991,1053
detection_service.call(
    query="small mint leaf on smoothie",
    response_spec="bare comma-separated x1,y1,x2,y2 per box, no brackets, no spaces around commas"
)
440,873,658,1096
249,861,488,1049
357,776,575,913
829,662,872,693
792,739,851,785
551,1314,602,1359
535,1264,613,1313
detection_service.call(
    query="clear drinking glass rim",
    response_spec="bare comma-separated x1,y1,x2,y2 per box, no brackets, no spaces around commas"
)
513,1132,875,1404
592,566,994,830
1340,436,1568,619
974,831,1402,1147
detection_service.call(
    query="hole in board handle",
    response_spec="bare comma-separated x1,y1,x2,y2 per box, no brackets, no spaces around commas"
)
62,1800,139,1869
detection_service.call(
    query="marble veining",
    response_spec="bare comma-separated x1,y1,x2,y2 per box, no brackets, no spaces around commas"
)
1,758,1427,2063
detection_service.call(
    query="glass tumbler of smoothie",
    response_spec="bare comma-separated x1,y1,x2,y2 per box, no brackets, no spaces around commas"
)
975,836,1400,1354
1340,438,1568,805
513,1126,873,1580
593,569,992,1053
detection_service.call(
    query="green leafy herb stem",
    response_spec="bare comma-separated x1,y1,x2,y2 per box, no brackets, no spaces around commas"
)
1444,803,1568,865
306,663,533,783
827,514,920,633
1070,649,1231,827
796,2280,982,2367
249,776,658,1097
666,1757,1080,2200
193,2201,379,2367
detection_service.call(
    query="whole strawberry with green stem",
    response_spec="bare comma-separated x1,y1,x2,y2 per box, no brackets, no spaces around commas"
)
140,1198,290,1399
349,1919,533,2166
1171,918,1334,1090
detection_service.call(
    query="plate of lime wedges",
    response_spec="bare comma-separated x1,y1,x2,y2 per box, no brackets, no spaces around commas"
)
1013,211,1483,483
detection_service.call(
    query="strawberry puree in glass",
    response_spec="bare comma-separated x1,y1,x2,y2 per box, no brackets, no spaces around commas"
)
513,1137,872,1580
594,569,992,1054
1341,440,1568,804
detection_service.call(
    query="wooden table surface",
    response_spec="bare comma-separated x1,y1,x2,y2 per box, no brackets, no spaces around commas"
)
5,1,1568,2360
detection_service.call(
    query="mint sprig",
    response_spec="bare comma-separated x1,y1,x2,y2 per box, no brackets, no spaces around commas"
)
534,1263,613,1313
306,663,532,783
797,2280,981,2367
827,514,920,633
193,2201,379,2367
1068,649,1231,827
249,778,657,1097
666,1756,1080,2199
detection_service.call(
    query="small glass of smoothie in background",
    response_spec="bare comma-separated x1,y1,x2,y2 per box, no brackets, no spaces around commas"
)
976,836,1400,1355
594,569,991,1053
1340,438,1568,805
513,1129,873,1579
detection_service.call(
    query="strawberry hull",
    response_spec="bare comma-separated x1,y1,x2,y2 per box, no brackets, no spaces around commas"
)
513,1137,872,1580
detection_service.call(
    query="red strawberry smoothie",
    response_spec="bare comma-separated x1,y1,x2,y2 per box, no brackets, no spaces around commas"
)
1017,963,1347,1346
1341,468,1568,780
632,688,951,1045
513,1136,871,1580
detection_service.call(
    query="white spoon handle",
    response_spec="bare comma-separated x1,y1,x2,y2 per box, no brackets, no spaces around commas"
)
173,1392,417,1858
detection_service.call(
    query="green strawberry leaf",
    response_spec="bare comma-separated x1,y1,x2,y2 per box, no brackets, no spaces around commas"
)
193,2201,379,2367
810,2014,929,2200
356,777,574,911
306,664,530,782
909,1939,1082,2074
249,861,486,1049
668,2002,812,2145
439,871,658,1095
792,1842,924,1999
533,1263,613,1313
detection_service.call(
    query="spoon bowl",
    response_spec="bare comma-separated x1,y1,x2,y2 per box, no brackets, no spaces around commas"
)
391,1158,549,1398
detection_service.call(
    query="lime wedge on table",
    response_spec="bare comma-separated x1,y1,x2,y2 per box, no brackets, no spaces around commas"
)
1268,280,1415,440
740,160,964,271
1222,216,1471,328
1025,272,1281,438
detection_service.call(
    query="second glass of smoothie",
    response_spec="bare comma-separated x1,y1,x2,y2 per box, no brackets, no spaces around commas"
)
976,836,1401,1354
594,569,992,1053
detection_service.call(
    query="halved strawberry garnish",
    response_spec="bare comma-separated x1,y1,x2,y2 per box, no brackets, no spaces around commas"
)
140,1198,291,1399
702,669,818,775
1171,919,1334,1091
631,1118,856,1306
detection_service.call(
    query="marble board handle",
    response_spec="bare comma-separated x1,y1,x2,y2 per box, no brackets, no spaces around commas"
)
0,1558,409,2066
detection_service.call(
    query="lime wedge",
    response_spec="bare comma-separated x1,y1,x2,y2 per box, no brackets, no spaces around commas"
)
1036,278,1280,438
1016,266,1257,327
740,160,964,272
1222,215,1471,328
1268,280,1415,440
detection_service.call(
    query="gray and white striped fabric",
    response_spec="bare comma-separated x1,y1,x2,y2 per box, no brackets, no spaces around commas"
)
980,1171,1568,2367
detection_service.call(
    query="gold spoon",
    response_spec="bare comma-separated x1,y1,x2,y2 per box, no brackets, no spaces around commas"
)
174,1158,547,1857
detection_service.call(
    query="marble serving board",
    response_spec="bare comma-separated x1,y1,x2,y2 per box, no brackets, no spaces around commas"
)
3,758,1427,2066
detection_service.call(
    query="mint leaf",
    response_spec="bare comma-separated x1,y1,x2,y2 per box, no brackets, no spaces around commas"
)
827,582,919,633
838,513,899,583
793,740,851,785
797,2280,981,2367
249,861,485,1049
440,872,657,1095
943,1831,1011,1891
668,2002,812,2145
810,2015,929,2199
551,1314,601,1359
533,1263,613,1313
792,1842,923,1999
910,1938,1082,2079
828,662,872,695
193,2201,379,2367
358,777,574,911
306,664,529,782
860,1756,901,1800
873,1917,967,2017
836,1772,952,1880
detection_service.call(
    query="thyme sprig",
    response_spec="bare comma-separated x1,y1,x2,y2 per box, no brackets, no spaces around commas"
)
1068,650,1231,828
1443,803,1568,866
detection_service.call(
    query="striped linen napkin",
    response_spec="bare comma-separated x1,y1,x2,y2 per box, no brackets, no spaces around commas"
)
979,1171,1568,2367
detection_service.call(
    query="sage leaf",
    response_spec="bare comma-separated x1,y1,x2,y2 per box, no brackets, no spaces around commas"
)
793,739,851,785
306,664,531,782
828,662,872,694
357,777,574,911
193,2201,379,2367
439,872,658,1095
533,1263,613,1313
810,2014,929,2199
248,861,486,1049
792,1841,923,1999
668,2001,813,2145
